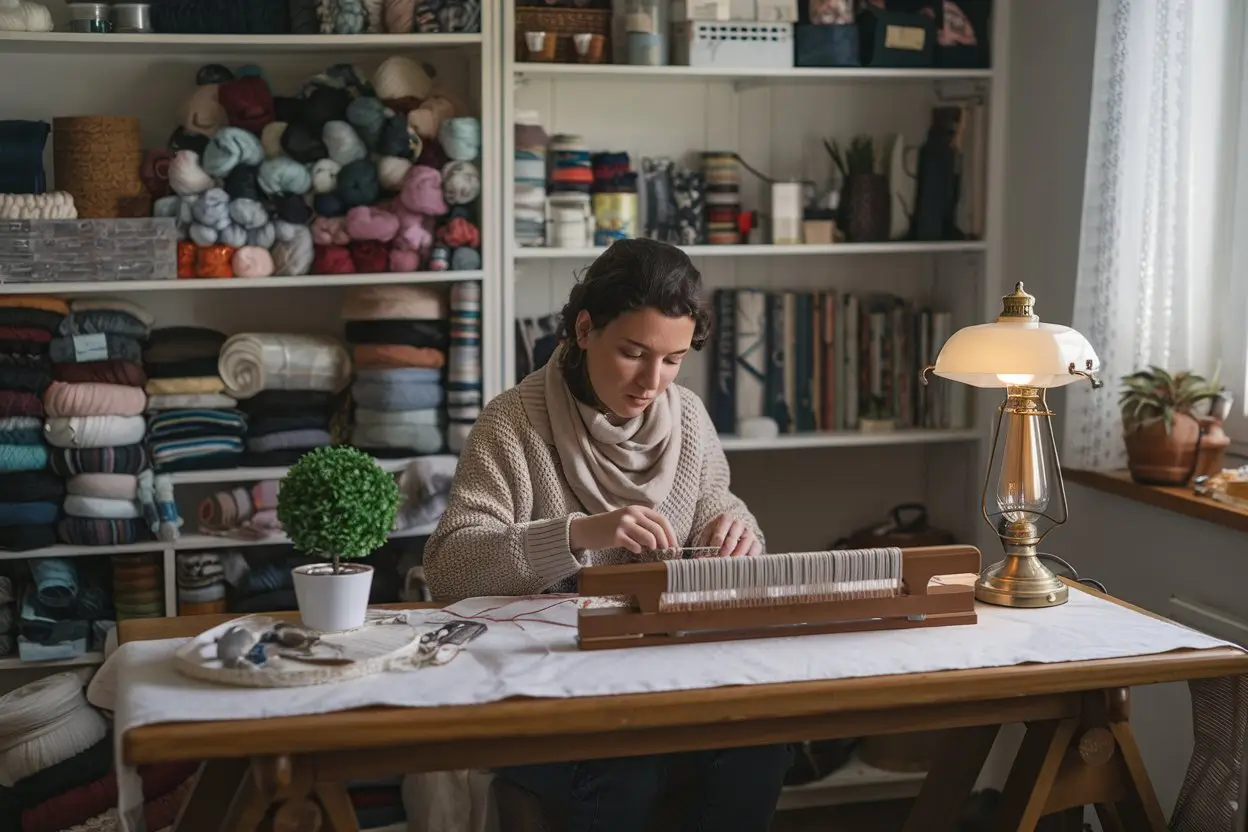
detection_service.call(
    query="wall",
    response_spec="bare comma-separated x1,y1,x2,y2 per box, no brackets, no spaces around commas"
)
1004,0,1241,816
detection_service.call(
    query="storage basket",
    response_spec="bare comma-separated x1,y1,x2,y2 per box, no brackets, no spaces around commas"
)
515,7,612,63
672,21,794,70
52,116,149,219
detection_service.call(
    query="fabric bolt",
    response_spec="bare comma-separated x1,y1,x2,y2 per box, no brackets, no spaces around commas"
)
58,311,150,341
67,474,139,501
44,416,146,450
351,377,443,412
0,296,69,316
50,446,149,477
146,410,247,440
63,496,139,521
0,444,48,473
57,517,145,547
43,383,147,419
198,489,253,530
0,470,63,503
343,319,448,348
0,391,43,419
143,377,225,397
0,671,106,788
52,361,147,388
49,335,142,366
69,298,155,327
447,281,482,452
245,413,330,437
28,558,77,608
149,437,245,472
353,408,441,426
352,344,445,370
0,309,64,335
236,389,335,418
142,327,227,365
0,365,51,395
144,393,237,412
0,423,44,445
245,429,332,453
341,284,447,321
218,334,353,397
0,502,58,526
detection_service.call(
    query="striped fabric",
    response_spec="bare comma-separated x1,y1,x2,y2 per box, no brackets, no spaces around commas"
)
49,444,148,476
447,281,482,453
57,516,146,546
149,436,244,472
147,409,247,439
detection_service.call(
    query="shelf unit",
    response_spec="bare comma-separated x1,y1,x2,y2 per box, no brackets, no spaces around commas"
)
0,5,501,674
501,0,1009,556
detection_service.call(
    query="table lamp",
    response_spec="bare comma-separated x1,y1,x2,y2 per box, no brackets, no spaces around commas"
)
921,283,1102,608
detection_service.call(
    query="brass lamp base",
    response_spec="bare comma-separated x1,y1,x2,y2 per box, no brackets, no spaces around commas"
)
974,552,1069,608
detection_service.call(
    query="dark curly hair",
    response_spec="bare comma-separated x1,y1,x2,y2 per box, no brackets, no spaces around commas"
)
559,239,712,406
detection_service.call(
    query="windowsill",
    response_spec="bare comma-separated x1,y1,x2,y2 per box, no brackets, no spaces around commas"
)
1062,468,1248,535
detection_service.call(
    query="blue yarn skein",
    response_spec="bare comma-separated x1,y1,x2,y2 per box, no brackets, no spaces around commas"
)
258,156,312,197
345,97,388,152
451,247,482,271
203,127,265,178
439,117,481,162
313,193,347,217
336,159,380,208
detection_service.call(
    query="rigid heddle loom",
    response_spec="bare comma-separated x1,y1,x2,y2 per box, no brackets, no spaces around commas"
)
576,544,981,649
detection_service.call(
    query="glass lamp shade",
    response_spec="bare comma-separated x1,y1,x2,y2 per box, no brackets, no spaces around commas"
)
931,284,1099,389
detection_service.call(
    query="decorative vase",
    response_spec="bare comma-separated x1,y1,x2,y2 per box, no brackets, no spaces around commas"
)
292,562,374,632
1123,414,1202,486
1194,417,1231,480
842,173,890,242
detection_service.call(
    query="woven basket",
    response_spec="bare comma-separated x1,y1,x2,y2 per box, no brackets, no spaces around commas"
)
53,116,150,219
516,7,611,63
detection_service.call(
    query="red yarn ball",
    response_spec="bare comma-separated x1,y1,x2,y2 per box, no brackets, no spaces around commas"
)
349,241,389,274
313,244,355,275
436,217,479,248
218,76,275,135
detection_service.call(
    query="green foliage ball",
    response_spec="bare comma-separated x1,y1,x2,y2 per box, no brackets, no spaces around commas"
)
277,446,400,560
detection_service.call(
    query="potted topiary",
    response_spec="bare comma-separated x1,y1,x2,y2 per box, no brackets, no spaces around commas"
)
277,446,400,632
1120,366,1228,485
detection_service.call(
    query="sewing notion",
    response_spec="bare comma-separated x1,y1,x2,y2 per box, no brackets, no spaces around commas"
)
576,544,980,649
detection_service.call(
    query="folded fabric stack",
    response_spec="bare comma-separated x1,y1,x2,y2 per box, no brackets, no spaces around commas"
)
217,334,352,467
0,674,195,832
17,557,113,662
175,551,227,616
342,285,448,457
0,296,63,552
0,576,15,659
143,327,244,473
196,478,283,541
110,552,164,620
447,282,483,452
47,298,154,548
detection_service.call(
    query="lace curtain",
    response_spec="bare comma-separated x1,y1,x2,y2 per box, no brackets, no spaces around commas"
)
1062,0,1198,470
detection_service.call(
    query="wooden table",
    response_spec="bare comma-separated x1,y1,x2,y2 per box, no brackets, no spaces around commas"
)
118,583,1248,832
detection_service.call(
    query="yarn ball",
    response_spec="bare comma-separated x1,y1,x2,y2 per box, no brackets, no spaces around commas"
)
302,86,351,128
323,121,367,166
273,96,305,124
279,122,328,165
441,161,480,206
408,97,455,141
332,0,366,34
196,64,234,85
168,150,214,197
152,195,180,219
228,198,269,230
313,193,346,217
345,96,389,151
437,216,479,248
427,244,449,271
345,206,399,242
362,0,382,31
260,122,287,158
439,117,481,162
178,240,196,276
236,64,268,83
311,159,341,194
168,126,210,157
182,84,227,138
219,224,248,248
258,156,312,197
218,76,275,135
451,247,481,271
377,113,420,160
313,245,355,274
203,127,265,178
177,194,198,228
388,248,420,273
400,165,448,216
196,245,235,279
376,156,412,191
373,56,433,101
383,0,415,33
248,222,277,249
393,212,432,252
272,221,314,276
141,150,174,199
189,223,218,246
308,63,374,98
222,164,262,201
232,246,275,278
273,193,313,225
416,137,449,171
337,159,380,208
312,216,350,246
191,188,232,229
349,240,388,273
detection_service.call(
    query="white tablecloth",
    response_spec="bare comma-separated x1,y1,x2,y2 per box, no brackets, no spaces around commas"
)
89,590,1237,832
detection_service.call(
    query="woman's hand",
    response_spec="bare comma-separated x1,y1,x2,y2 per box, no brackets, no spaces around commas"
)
569,506,678,554
696,514,761,557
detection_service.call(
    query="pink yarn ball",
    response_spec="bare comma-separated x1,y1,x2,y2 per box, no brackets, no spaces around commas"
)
232,246,275,278
393,211,432,252
388,247,420,272
398,165,447,216
345,206,400,243
312,216,350,246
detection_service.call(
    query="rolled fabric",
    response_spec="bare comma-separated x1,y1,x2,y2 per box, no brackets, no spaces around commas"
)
343,319,448,348
43,382,146,418
57,310,149,340
44,416,146,450
49,445,148,477
198,487,254,530
56,517,144,546
0,673,108,788
63,495,139,520
66,473,138,501
0,365,51,396
218,333,352,398
149,436,244,473
27,559,76,609
0,416,43,446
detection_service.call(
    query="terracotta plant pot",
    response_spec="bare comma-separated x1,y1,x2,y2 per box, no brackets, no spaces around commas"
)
1124,414,1202,485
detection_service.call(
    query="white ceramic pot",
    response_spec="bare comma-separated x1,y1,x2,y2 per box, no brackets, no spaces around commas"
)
292,562,374,632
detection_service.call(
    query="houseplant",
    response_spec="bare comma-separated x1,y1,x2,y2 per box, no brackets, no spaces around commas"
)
1119,366,1228,485
277,445,400,632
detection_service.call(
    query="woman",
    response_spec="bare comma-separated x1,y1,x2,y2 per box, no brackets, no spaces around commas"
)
423,239,793,831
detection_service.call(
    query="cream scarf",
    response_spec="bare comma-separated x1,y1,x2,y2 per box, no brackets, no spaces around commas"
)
543,348,683,514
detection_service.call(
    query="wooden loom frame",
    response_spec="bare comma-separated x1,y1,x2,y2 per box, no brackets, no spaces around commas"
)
576,544,982,649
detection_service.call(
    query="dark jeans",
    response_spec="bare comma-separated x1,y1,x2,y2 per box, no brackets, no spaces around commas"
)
494,743,795,832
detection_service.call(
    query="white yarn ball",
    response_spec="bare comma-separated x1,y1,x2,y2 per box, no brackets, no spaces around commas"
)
169,150,214,197
311,158,341,194
0,191,76,220
376,156,412,191
0,0,53,32
0,672,108,787
372,56,433,101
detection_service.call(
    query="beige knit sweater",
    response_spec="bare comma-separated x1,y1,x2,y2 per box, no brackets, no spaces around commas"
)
423,366,764,600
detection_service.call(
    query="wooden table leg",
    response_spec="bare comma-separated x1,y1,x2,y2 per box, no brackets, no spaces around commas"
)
173,759,250,832
902,723,1001,832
